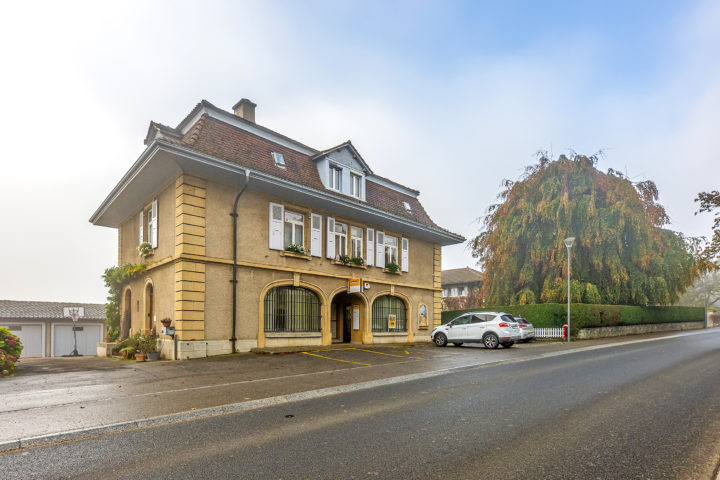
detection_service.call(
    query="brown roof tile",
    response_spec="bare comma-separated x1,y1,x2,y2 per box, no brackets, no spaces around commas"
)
442,267,483,286
156,113,453,232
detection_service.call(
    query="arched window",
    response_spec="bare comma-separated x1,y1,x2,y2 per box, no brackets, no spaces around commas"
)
264,286,321,332
372,295,406,332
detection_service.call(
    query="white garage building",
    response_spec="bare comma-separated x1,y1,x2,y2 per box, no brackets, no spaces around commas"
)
0,300,106,357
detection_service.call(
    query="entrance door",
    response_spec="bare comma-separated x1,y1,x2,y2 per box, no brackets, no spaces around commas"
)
343,304,352,343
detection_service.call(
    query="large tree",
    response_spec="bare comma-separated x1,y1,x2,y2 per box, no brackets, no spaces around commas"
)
678,271,720,327
470,153,698,306
695,189,720,266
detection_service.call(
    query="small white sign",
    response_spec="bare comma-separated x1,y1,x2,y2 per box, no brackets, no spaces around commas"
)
352,305,360,330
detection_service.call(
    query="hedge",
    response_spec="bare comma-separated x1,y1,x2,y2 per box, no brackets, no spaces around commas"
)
441,304,704,335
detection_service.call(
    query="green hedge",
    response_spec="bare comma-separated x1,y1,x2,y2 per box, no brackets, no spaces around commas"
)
442,304,704,335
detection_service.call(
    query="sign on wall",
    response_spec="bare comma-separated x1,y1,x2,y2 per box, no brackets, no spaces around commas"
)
349,278,362,293
418,304,428,328
353,305,360,330
388,314,397,329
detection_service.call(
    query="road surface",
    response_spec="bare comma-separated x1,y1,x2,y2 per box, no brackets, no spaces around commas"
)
2,330,720,479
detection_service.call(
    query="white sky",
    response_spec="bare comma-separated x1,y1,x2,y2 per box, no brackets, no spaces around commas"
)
0,1,718,303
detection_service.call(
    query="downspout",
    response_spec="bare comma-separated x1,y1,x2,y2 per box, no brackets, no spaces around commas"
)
230,170,251,353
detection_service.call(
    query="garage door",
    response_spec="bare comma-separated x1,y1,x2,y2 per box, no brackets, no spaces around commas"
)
2,324,44,357
53,324,102,357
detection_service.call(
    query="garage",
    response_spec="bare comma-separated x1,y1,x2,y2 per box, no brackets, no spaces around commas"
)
52,324,103,357
4,324,44,357
0,300,105,358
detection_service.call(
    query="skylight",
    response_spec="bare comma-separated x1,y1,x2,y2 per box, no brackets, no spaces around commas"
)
271,152,285,168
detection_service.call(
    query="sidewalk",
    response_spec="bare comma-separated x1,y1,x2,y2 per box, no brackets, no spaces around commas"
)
1,330,712,451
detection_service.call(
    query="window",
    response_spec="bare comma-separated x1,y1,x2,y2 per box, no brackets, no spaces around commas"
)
403,201,412,213
350,226,363,259
372,295,407,332
351,173,362,198
283,211,304,249
442,289,448,298
264,286,321,332
271,152,286,168
329,165,342,191
138,200,158,249
334,222,348,257
384,234,398,266
450,287,458,297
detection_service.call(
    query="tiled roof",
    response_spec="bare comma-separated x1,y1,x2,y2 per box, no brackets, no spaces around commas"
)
0,300,105,320
442,267,483,286
157,114,445,230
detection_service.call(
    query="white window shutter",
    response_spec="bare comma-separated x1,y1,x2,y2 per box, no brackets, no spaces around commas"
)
310,214,322,257
138,210,144,245
366,228,374,266
375,231,385,268
150,200,158,248
401,237,409,272
268,203,284,250
326,217,336,259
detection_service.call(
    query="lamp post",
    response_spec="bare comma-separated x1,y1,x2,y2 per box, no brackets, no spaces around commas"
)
564,237,575,342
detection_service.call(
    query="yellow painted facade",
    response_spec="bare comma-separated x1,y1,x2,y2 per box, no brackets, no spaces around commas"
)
117,172,446,359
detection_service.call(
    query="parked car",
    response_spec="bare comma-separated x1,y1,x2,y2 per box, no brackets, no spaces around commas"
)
514,316,535,342
431,311,520,349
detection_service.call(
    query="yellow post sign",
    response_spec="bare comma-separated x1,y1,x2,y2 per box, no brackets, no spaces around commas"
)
388,314,397,329
349,278,362,293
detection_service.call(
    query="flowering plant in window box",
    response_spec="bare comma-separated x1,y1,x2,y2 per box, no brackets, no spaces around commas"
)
349,256,365,266
384,262,401,274
284,243,306,255
138,242,153,256
338,254,351,265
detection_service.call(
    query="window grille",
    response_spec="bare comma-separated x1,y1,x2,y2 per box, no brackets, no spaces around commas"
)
372,295,406,332
264,286,321,332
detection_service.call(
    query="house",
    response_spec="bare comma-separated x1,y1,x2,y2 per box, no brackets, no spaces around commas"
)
0,300,106,357
441,267,483,310
90,98,464,359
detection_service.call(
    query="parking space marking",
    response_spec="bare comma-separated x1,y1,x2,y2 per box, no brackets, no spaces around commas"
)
348,348,424,360
301,352,372,366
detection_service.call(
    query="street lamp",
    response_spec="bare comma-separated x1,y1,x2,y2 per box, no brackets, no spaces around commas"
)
564,237,575,342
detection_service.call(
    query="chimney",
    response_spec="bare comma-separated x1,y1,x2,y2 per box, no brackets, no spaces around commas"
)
232,98,257,123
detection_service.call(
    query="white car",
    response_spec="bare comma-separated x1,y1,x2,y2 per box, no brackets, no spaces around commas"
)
514,316,535,342
431,311,520,349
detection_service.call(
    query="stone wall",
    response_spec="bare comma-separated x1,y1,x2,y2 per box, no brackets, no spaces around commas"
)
577,321,704,339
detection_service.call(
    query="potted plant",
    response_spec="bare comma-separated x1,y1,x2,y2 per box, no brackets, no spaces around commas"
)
135,333,157,362
137,242,153,256
349,256,364,266
385,262,401,274
115,333,139,359
284,243,306,255
338,254,351,265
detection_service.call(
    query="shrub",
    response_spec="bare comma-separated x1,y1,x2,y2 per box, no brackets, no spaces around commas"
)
0,327,24,376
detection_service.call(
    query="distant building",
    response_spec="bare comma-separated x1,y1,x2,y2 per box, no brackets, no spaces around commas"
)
441,267,483,310
0,300,106,357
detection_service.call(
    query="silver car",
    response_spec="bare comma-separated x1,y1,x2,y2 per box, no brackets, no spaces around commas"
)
431,311,520,349
514,316,535,342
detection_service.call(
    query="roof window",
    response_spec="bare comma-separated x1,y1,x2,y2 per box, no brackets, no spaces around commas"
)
403,201,412,213
271,152,286,168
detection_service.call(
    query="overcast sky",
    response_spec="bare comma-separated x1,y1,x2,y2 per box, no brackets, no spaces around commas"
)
1,0,718,304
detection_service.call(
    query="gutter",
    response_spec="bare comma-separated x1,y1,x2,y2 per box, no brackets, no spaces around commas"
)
230,169,251,353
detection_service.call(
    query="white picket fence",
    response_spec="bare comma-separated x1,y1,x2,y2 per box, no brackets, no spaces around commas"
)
534,327,564,338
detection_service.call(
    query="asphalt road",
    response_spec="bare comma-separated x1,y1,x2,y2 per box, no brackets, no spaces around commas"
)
3,331,720,479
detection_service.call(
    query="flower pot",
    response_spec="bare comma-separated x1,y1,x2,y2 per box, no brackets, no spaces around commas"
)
135,353,147,362
104,337,112,343
147,351,160,361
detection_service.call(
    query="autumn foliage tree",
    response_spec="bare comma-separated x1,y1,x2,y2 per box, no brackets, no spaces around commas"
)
470,153,698,306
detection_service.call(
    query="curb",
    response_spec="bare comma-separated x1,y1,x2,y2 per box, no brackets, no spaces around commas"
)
0,328,713,453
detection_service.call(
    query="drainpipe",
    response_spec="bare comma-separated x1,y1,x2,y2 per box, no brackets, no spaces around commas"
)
230,170,250,354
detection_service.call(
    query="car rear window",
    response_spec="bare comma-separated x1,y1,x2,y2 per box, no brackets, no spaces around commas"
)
500,315,515,322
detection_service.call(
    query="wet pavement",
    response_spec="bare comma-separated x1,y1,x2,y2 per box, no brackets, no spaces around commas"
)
0,330,711,446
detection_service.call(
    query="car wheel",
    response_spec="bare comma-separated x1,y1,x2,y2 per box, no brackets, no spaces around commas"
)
452,342,463,347
483,333,499,349
434,333,448,347
502,342,514,348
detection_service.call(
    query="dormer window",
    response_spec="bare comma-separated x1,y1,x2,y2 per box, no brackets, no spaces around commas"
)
350,173,362,198
272,152,286,168
329,165,342,191
403,201,412,213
